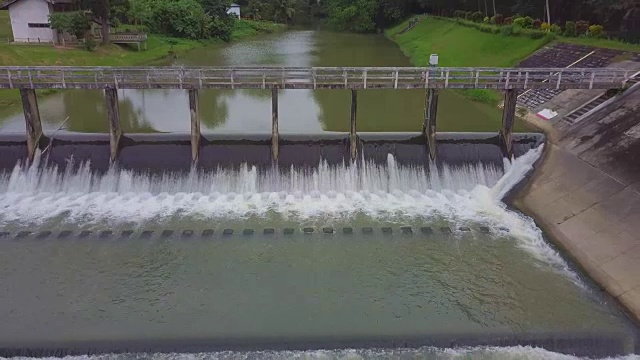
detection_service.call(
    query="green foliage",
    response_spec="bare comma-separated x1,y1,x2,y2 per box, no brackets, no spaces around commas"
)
494,14,504,25
540,22,551,31
470,11,484,22
49,11,92,40
328,0,377,32
563,21,576,36
532,19,542,29
523,16,534,28
503,16,513,25
550,23,561,34
84,37,97,51
512,17,526,28
576,20,589,35
483,16,489,23
272,0,296,23
588,24,605,37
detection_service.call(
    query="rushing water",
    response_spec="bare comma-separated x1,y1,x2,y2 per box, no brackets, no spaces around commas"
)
0,31,517,133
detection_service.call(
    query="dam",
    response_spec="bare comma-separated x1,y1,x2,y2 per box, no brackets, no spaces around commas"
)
0,31,638,359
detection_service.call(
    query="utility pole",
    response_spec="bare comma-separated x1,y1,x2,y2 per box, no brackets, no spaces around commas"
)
546,0,551,24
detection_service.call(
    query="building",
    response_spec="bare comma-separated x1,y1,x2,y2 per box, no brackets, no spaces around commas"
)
0,0,73,43
227,3,241,19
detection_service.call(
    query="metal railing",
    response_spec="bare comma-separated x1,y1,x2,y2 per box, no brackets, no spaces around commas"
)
0,66,633,90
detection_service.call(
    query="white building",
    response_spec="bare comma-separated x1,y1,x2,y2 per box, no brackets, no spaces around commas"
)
227,3,241,19
1,0,73,43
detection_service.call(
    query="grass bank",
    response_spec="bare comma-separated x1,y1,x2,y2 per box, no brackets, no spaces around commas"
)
386,17,550,105
0,19,285,107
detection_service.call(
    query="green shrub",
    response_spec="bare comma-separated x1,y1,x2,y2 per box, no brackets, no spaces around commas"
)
550,23,561,34
540,22,551,31
494,14,504,25
471,11,484,22
83,37,97,51
512,17,526,28
489,15,496,24
532,19,542,29
576,20,589,35
464,11,474,20
588,24,604,37
478,24,493,33
483,16,490,23
453,10,466,18
563,21,576,37
523,16,534,28
526,29,545,39
503,16,513,25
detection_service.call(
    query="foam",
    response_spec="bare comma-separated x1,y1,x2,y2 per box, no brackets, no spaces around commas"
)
1,346,638,360
0,145,580,281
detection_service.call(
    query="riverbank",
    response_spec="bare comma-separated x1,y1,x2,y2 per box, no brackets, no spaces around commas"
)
0,20,285,107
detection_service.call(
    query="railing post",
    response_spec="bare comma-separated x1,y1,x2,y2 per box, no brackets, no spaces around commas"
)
104,88,122,163
271,87,279,161
189,89,201,164
350,89,358,161
423,88,438,160
20,89,44,162
500,89,518,158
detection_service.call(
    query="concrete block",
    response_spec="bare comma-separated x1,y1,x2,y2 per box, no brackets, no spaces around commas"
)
121,230,134,238
58,230,73,239
223,229,234,236
243,229,255,236
202,229,214,237
619,286,640,320
79,230,92,238
161,230,174,238
263,228,275,235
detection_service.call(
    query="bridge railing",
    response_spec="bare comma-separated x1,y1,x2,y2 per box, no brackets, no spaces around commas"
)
0,66,633,90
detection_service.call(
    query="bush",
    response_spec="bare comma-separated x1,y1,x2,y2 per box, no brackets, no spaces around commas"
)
563,21,576,37
512,17,526,28
489,15,496,24
471,11,484,22
523,16,534,28
503,16,513,25
454,10,466,18
526,29,545,39
483,16,490,23
464,11,473,20
576,20,589,35
540,22,550,31
532,19,542,29
494,14,504,25
83,37,97,51
478,24,493,33
500,24,515,36
550,24,561,34
588,24,604,37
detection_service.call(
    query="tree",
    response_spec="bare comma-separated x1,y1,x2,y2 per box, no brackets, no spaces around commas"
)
272,0,296,23
79,0,130,45
49,11,92,41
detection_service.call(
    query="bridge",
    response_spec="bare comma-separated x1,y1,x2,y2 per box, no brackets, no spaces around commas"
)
0,66,634,164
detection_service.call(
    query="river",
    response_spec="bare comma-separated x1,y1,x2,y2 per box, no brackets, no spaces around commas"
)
0,30,638,359
0,30,523,133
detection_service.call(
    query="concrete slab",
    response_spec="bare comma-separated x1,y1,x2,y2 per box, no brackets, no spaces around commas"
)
619,286,640,320
601,245,640,293
579,229,640,266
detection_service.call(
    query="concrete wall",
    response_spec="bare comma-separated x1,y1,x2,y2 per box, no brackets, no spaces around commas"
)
516,83,640,322
8,0,54,43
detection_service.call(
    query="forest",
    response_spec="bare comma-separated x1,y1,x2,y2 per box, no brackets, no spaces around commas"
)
44,0,640,43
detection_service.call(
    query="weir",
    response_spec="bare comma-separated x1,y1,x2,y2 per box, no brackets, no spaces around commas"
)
0,65,632,162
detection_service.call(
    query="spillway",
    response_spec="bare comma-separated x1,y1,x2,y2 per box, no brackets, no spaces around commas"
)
0,132,638,359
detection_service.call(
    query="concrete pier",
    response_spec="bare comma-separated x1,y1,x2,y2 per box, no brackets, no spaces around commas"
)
189,89,201,163
104,88,122,163
500,89,517,158
19,89,43,162
271,87,279,161
423,89,438,160
350,89,358,161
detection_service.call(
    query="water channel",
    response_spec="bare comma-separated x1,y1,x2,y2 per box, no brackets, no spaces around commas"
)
0,30,638,359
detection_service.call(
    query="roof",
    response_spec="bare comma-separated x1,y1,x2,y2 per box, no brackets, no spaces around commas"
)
1,0,73,10
229,3,240,7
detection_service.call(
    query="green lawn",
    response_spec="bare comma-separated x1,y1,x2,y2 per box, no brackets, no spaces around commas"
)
0,10,11,40
0,20,285,107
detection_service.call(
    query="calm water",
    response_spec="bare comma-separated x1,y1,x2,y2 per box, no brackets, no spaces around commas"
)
0,31,518,133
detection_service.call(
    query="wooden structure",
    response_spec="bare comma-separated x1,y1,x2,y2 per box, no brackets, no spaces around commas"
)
0,66,633,162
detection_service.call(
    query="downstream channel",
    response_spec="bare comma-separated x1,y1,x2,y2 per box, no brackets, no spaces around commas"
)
0,30,638,359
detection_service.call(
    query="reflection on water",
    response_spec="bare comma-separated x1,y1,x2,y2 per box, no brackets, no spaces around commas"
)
0,31,508,134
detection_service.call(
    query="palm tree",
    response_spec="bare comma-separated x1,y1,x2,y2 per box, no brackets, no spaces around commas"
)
272,0,296,23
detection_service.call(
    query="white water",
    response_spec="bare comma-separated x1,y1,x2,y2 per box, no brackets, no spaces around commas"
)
2,346,639,360
0,145,579,280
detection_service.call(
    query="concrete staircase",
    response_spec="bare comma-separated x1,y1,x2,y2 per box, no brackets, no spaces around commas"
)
563,70,640,125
